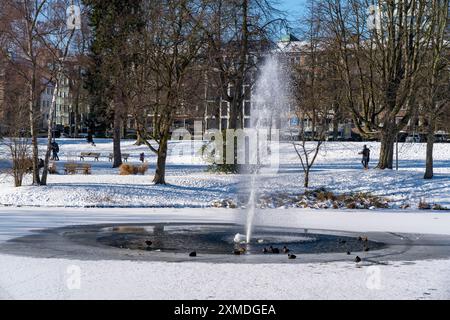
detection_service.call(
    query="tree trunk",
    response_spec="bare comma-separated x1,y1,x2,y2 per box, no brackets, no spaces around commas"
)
41,80,60,186
74,93,79,138
304,169,309,188
424,117,435,179
135,124,146,146
112,105,122,168
239,100,245,129
29,75,40,185
228,99,238,130
74,65,82,138
153,136,168,184
378,131,395,169
332,104,339,140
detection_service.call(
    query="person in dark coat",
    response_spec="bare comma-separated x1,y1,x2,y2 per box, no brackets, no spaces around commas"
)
51,141,60,161
139,152,145,163
359,145,370,169
87,132,96,146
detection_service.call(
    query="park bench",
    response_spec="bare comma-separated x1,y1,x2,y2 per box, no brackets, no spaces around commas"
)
64,163,92,175
79,152,100,161
108,153,130,162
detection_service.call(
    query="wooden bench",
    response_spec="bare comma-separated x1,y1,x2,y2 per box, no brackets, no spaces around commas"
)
79,152,100,161
64,163,92,175
108,153,130,162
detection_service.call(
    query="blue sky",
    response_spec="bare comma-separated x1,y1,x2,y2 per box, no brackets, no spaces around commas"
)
277,0,306,22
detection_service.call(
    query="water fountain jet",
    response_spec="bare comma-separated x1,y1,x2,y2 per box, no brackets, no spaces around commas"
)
244,55,290,243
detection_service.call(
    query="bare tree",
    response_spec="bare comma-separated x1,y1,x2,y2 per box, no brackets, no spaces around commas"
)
205,0,285,130
291,0,332,188
322,0,440,169
0,0,80,185
0,0,48,184
0,96,32,187
135,0,208,184
422,0,449,179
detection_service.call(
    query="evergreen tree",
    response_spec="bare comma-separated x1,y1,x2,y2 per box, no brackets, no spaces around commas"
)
83,0,144,166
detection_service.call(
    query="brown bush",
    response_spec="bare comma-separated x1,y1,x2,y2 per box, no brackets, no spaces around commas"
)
316,192,325,202
119,164,133,175
15,158,33,173
119,163,149,175
346,202,357,209
137,163,149,175
418,199,431,210
325,192,336,201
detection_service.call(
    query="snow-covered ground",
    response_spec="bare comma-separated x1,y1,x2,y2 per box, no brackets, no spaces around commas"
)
0,207,449,300
0,138,449,209
1,254,448,300
1,139,449,300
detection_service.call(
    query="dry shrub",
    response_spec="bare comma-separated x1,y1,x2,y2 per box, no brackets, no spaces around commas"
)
315,190,337,201
346,202,357,209
137,163,149,175
119,163,148,175
372,198,389,209
119,164,133,175
418,199,431,210
316,192,327,202
325,191,336,201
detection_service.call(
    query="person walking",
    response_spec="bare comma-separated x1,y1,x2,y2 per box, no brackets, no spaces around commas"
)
51,141,60,161
359,145,370,170
87,131,96,146
139,152,145,163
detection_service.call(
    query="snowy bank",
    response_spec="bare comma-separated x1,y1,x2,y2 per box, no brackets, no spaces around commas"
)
0,139,449,209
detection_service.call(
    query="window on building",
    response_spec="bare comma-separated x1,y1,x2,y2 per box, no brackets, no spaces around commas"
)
221,119,228,130
221,101,228,116
244,86,251,100
244,101,251,116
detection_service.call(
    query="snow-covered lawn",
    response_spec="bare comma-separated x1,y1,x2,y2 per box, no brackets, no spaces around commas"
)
1,254,448,300
0,207,449,300
1,139,449,300
0,139,449,209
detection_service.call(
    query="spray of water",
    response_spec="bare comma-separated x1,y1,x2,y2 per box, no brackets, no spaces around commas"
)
245,55,289,243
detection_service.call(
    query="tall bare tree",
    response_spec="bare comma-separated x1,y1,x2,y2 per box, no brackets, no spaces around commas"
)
0,0,81,185
291,0,333,188
422,0,449,179
205,0,285,130
136,0,208,184
323,0,440,169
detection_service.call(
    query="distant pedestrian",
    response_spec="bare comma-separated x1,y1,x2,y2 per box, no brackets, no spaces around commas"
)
359,145,370,169
87,132,96,146
139,152,145,163
51,141,60,161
